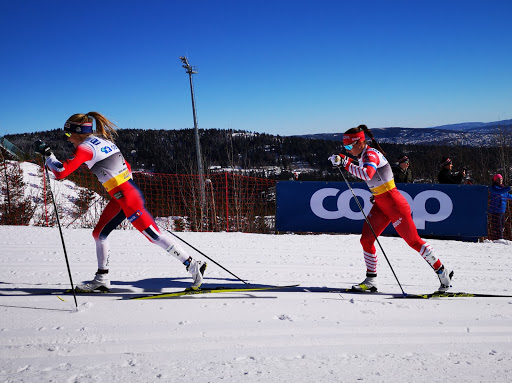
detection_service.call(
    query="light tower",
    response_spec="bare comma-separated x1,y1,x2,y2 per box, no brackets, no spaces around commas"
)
180,56,206,229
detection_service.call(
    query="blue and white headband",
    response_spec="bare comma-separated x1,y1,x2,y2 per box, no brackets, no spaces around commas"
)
64,121,93,135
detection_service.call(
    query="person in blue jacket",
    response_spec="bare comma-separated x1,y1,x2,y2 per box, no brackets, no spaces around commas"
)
488,174,512,240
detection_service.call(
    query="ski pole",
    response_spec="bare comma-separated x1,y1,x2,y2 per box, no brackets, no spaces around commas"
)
166,229,249,284
336,166,406,296
42,160,78,308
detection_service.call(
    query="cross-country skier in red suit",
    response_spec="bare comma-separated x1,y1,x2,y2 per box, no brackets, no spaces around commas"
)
328,124,453,292
34,112,206,292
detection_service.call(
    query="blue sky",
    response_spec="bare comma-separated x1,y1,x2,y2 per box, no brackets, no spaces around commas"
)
1,0,511,136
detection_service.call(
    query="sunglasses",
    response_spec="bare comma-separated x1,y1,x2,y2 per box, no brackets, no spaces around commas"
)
344,139,360,151
64,132,72,138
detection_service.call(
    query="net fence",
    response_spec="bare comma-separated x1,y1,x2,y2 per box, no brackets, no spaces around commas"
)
1,158,511,240
1,159,276,233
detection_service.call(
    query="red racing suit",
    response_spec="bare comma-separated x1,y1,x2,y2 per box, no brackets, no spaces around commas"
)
344,146,441,273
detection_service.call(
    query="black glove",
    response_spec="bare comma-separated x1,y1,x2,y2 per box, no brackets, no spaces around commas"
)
34,140,52,157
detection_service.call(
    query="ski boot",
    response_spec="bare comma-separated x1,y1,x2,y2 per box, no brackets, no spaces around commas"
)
187,259,207,290
75,272,110,293
436,265,454,292
352,274,378,292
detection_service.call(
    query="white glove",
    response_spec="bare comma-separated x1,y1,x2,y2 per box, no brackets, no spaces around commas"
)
45,153,64,173
328,154,342,166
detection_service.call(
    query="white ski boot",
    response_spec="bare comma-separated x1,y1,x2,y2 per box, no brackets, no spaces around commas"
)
436,266,454,292
187,259,207,290
352,275,378,292
75,272,110,293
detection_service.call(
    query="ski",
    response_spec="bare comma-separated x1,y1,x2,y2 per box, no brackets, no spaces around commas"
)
397,291,512,299
128,284,300,300
299,286,393,295
300,287,512,299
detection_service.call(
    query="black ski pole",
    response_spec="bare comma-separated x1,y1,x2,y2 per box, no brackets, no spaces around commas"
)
336,166,406,296
42,161,78,308
166,229,249,284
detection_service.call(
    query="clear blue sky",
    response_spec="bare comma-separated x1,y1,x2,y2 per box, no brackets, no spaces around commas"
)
1,0,511,136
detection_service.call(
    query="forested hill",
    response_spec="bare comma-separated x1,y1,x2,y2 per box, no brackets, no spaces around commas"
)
5,128,511,184
6,128,341,176
298,121,512,146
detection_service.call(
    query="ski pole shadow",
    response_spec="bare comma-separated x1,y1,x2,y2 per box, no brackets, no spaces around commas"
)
113,276,249,293
0,303,72,312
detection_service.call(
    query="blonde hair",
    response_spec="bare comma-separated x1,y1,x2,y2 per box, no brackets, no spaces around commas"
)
66,112,118,142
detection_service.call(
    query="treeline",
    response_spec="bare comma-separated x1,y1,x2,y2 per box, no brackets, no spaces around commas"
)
5,128,511,185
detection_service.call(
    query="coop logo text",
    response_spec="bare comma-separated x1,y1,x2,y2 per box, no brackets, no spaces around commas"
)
310,188,453,229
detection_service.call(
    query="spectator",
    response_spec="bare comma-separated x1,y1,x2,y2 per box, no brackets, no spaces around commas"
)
438,157,466,184
392,154,413,183
488,174,512,240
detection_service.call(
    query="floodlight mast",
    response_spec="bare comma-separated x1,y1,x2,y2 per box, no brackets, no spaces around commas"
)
179,56,206,229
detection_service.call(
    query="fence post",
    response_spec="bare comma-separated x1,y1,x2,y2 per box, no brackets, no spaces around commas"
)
42,161,49,226
225,172,229,232
1,157,12,224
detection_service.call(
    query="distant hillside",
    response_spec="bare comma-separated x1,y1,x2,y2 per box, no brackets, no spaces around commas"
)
428,119,512,131
297,121,512,147
3,124,511,185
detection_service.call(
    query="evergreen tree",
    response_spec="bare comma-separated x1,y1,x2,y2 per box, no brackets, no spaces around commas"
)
0,157,35,225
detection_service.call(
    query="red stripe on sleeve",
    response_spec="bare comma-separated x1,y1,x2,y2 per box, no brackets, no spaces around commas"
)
52,144,94,179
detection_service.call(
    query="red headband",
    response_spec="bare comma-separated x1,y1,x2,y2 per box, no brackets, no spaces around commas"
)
440,158,452,167
343,131,365,146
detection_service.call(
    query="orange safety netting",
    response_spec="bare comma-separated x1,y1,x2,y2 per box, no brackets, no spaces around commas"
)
2,160,512,239
487,190,512,241
12,161,277,233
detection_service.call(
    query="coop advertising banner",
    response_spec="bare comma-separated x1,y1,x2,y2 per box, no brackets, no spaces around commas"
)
276,181,488,238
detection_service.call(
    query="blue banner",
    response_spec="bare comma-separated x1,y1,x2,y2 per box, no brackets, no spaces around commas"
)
276,181,488,238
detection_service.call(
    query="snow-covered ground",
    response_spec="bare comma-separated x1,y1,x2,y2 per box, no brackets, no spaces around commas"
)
1,225,512,382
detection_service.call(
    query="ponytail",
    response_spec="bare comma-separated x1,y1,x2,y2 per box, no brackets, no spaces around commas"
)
66,112,118,142
86,112,118,142
356,124,386,156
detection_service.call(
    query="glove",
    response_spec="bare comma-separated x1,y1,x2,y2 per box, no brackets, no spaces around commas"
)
328,154,342,166
34,140,52,157
328,154,353,169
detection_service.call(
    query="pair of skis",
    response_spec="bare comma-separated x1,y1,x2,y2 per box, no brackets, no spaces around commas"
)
125,285,512,300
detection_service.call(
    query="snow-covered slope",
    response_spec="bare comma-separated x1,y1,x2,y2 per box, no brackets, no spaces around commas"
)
1,226,511,382
17,161,105,227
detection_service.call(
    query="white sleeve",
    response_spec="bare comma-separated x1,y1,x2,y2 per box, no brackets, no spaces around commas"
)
45,153,65,173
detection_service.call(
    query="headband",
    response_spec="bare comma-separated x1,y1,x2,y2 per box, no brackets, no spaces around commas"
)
343,131,365,146
64,121,93,134
398,155,409,163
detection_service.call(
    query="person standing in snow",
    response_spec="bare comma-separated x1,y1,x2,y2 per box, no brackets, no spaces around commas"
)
488,174,512,240
328,124,453,292
34,112,206,292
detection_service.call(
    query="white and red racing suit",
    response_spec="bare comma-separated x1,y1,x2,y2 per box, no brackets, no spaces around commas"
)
45,136,191,269
344,146,442,274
